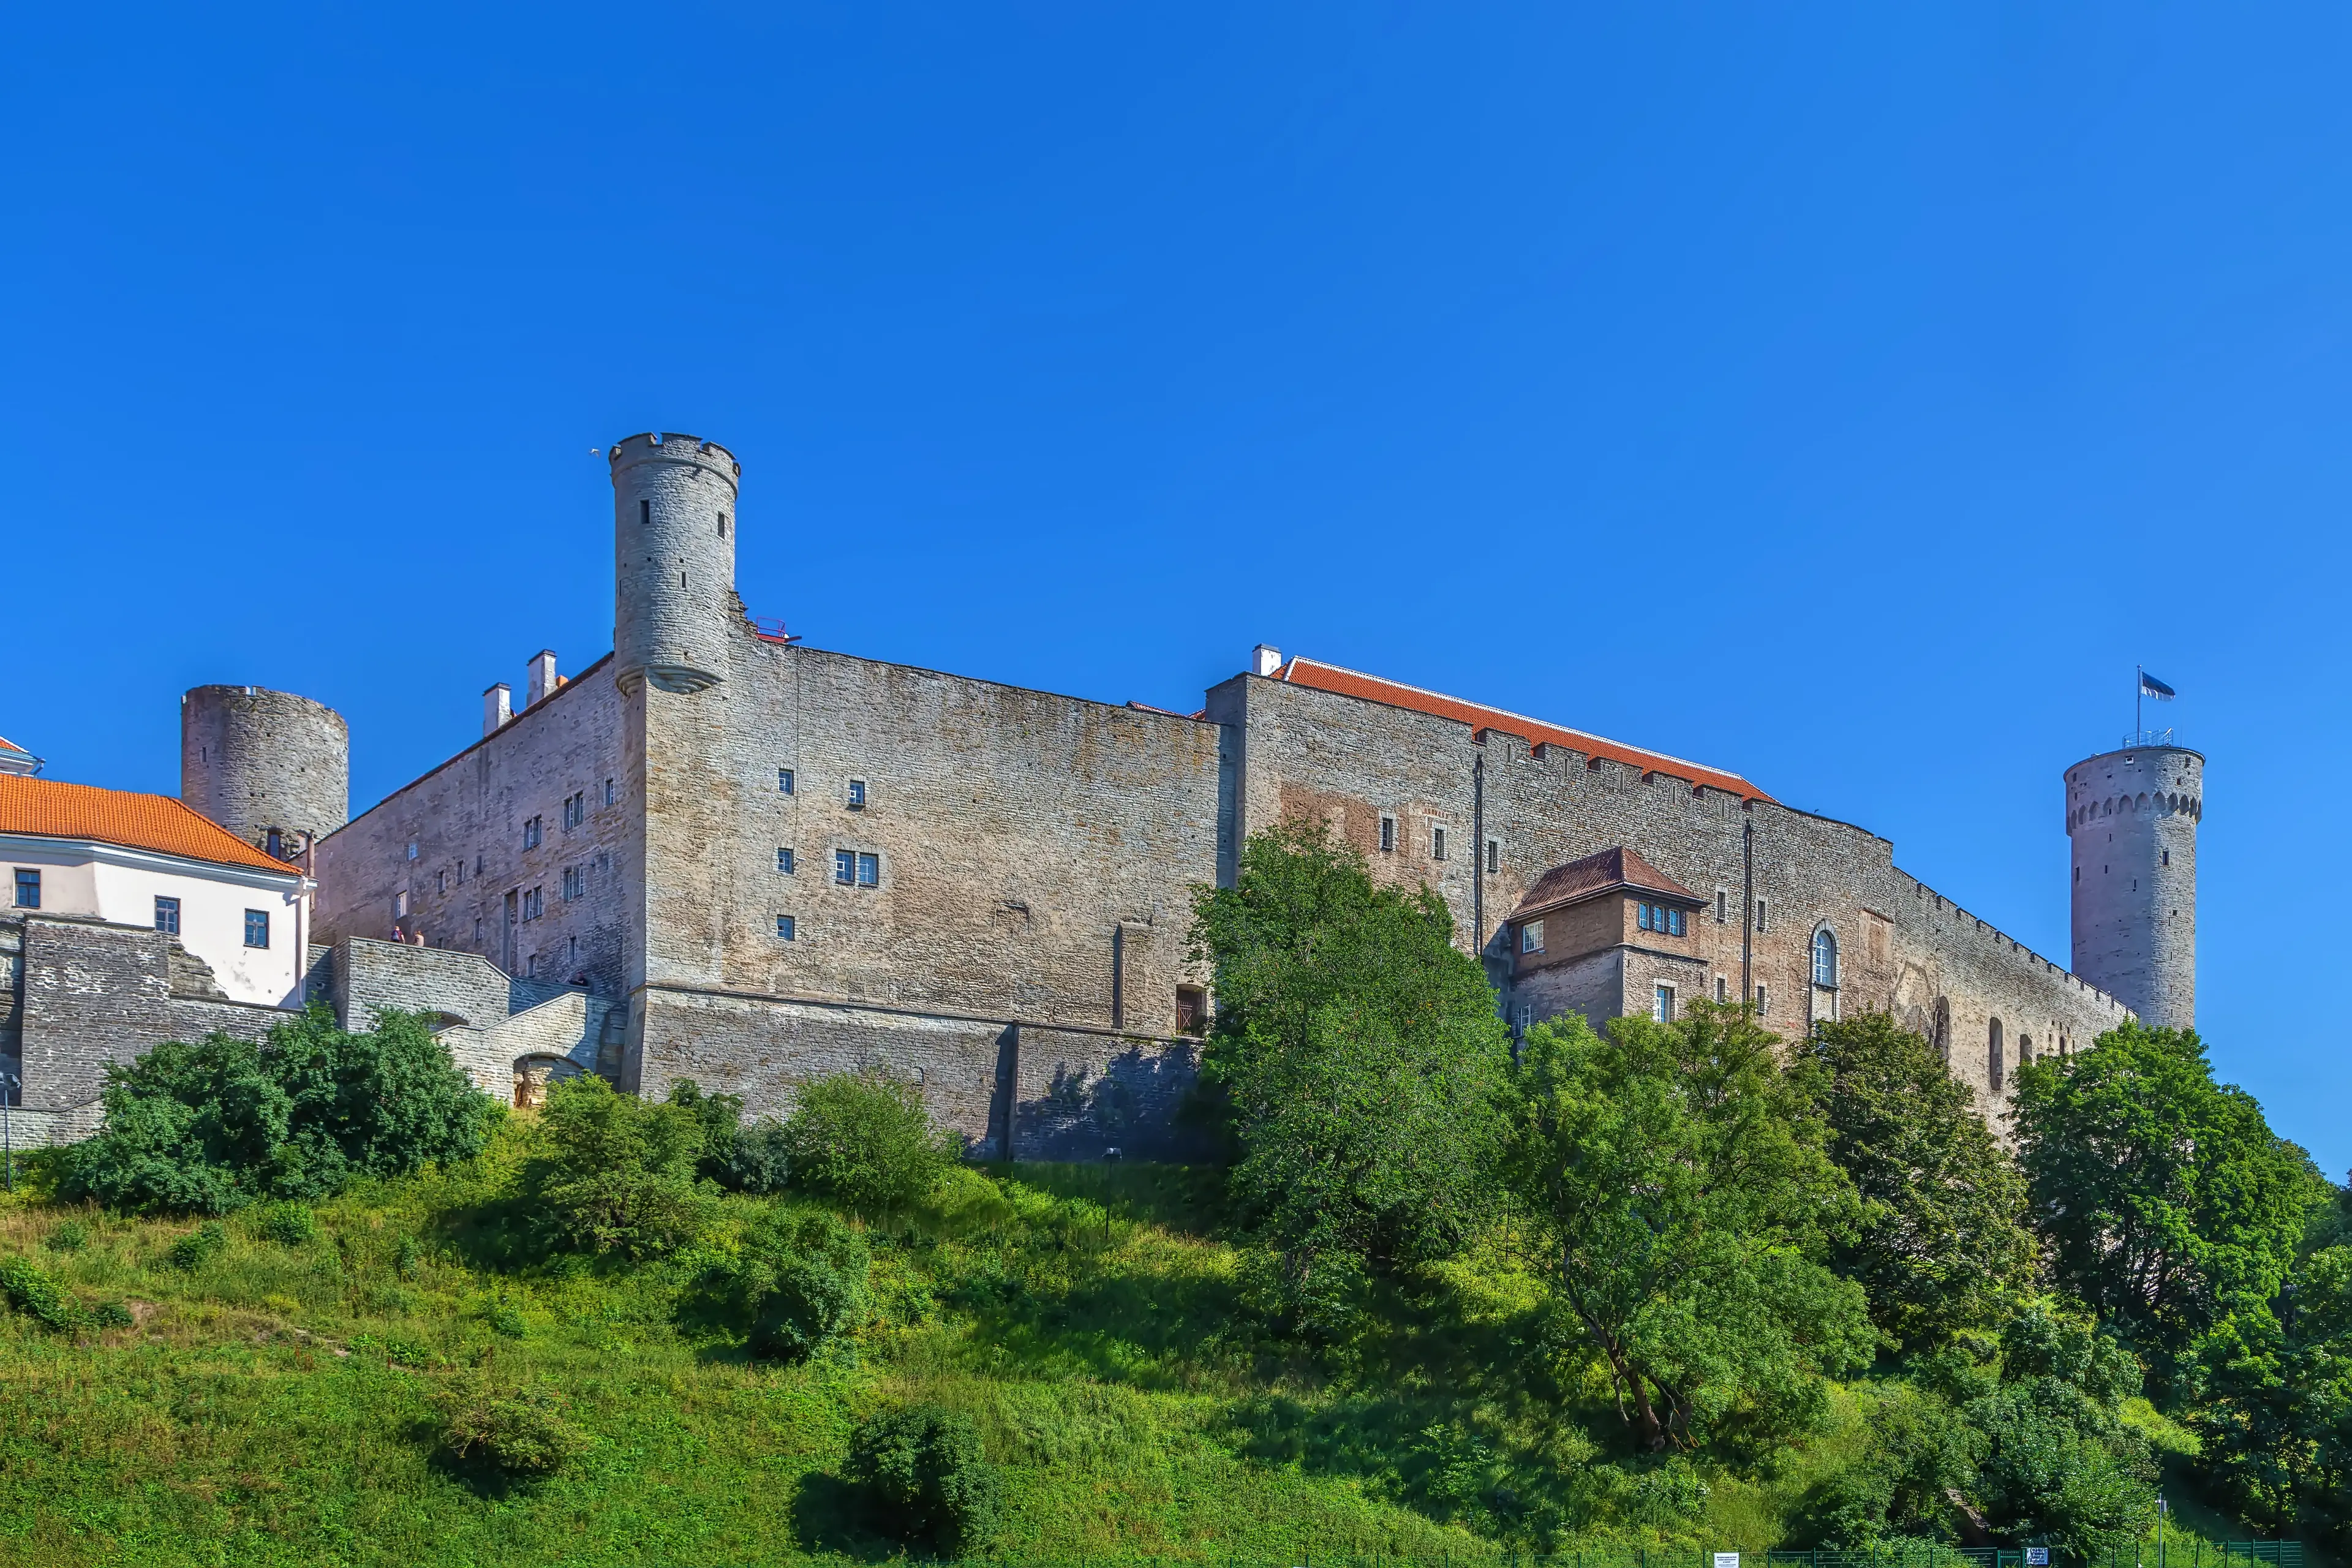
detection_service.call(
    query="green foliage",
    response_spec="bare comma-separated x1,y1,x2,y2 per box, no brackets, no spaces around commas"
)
843,1402,1005,1555
780,1069,957,1212
1789,1382,1979,1547
521,1073,715,1259
669,1077,795,1194
2013,1022,2327,1366
0,1254,81,1331
1796,1012,2037,1351
1965,1374,2157,1558
2186,1239,2352,1545
167,1220,227,1269
257,1200,315,1246
1188,818,1510,1307
439,1385,589,1479
1501,1004,1875,1451
488,1302,529,1338
43,1219,88,1253
59,1006,491,1215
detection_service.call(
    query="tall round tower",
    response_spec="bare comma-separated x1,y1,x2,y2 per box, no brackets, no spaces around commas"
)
181,685,350,860
2065,742,2202,1030
611,431,739,695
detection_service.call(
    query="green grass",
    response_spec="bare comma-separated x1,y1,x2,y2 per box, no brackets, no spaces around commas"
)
0,1133,2312,1568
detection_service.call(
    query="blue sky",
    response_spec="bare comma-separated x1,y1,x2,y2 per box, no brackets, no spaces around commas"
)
7,4,2346,1171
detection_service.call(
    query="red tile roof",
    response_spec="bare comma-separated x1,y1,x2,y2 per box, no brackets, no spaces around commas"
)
0,735,39,774
1271,657,1770,802
0,775,302,877
1509,846,1700,922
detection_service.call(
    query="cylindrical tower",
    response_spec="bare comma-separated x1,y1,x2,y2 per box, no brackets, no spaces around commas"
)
2066,743,2202,1030
181,685,350,860
611,431,739,695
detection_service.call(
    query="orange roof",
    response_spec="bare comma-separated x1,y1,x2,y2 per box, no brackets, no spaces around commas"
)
1272,657,1771,802
1510,846,1701,922
0,775,301,877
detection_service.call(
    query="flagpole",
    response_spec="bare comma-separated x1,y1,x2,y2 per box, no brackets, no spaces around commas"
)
2136,665,2142,742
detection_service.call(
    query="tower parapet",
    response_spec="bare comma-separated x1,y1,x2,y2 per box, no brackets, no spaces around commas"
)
2066,742,2201,1030
611,432,739,695
180,685,349,860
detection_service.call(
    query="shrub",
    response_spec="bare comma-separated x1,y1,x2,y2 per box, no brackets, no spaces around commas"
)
744,1212,870,1361
168,1221,228,1270
258,1202,315,1246
781,1071,957,1212
0,1255,80,1331
61,1006,491,1215
394,1236,421,1276
724,1121,793,1195
522,1074,714,1258
489,1302,529,1338
442,1387,589,1479
845,1403,1004,1555
86,1300,134,1330
44,1221,88,1253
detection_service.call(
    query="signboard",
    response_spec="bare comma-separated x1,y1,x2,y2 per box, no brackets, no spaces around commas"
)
1714,1555,1740,1568
2027,1550,2050,1566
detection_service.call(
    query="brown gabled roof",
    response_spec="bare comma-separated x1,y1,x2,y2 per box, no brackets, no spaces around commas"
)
1270,656,1771,802
0,775,302,878
1509,846,1699,922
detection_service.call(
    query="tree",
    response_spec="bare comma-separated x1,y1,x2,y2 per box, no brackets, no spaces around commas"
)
1500,1004,1876,1450
2012,1023,2326,1365
845,1403,1005,1555
780,1070,958,1212
2187,1240,2352,1545
1188,818,1511,1306
522,1073,714,1257
1793,1011,2036,1351
63,1006,491,1215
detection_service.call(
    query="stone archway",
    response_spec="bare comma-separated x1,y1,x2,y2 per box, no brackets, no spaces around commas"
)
513,1054,581,1110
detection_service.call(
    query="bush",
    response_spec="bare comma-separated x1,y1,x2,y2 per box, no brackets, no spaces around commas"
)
168,1221,227,1270
724,1121,793,1195
441,1387,589,1479
522,1074,714,1258
0,1255,80,1331
44,1221,88,1254
781,1071,957,1212
488,1302,529,1338
845,1403,1004,1555
61,1006,491,1215
257,1202,315,1246
743,1212,870,1361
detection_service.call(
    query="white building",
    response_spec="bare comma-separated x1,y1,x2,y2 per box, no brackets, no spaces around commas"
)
1,774,311,1007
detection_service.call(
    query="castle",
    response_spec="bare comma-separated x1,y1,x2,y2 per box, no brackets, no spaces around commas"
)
1,432,2201,1152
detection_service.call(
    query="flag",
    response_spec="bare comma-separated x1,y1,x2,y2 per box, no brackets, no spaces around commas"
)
2140,670,2176,700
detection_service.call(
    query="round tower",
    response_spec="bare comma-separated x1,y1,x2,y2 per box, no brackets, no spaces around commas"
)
180,685,350,860
2065,742,2202,1030
611,431,739,695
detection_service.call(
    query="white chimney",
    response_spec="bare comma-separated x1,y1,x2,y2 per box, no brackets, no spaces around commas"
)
1252,644,1283,678
483,683,512,736
527,650,558,707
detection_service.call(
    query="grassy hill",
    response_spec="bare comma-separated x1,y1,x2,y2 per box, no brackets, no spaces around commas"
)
0,1123,2290,1568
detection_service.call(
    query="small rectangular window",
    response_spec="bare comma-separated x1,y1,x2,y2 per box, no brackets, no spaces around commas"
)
1754,898,1768,933
524,816,542,850
640,498,650,526
1485,838,1499,873
847,778,866,809
1637,902,1653,932
605,778,616,806
394,891,409,918
1379,815,1395,853
13,868,39,908
835,850,856,884
1668,908,1686,937
778,768,794,794
406,842,419,861
777,848,796,874
1755,982,1769,1016
1431,825,1447,861
1175,985,1207,1036
437,870,448,894
1653,983,1675,1022
776,914,796,941
244,909,271,949
473,918,484,943
1716,890,1727,924
265,827,283,858
1515,1001,1534,1033
857,853,880,888
1521,920,1544,954
154,895,181,935
1716,976,1728,1004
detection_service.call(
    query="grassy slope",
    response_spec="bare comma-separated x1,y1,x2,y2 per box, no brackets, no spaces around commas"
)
0,1134,2294,1568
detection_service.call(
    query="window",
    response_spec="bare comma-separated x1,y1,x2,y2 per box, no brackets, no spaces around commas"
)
847,778,866,809
1379,815,1395,853
858,853,880,888
244,909,270,948
777,768,794,794
1989,1019,2005,1093
1754,898,1769,932
406,842,418,861
154,896,181,935
1755,982,1769,1017
777,848,796,875
1485,839,1499,873
718,511,729,538
523,816,543,850
1515,1001,1534,1034
473,918,484,943
835,850,856,884
639,499,650,526
265,827,282,858
1176,985,1207,1036
564,790,586,829
1653,984,1676,1022
437,869,448,894
1932,997,1951,1063
1431,825,1447,861
1812,928,1838,987
394,891,409,918
1637,902,1686,936
1716,890,1728,924
1521,920,1544,954
563,865,583,901
776,914,796,941
605,778,616,807
13,869,38,908
2162,849,2169,866
522,887,544,921
1716,976,1728,1003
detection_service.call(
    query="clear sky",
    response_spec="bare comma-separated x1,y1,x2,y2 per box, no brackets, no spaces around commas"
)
7,5,2345,1172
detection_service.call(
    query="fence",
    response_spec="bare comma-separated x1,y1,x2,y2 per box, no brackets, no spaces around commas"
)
949,1544,2301,1568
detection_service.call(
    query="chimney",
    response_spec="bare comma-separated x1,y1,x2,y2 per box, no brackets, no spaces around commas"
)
483,684,512,736
527,650,558,707
1252,644,1283,678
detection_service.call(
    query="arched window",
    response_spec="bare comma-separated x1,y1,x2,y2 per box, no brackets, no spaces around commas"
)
1989,1019,2005,1093
2019,1033,2035,1068
1932,998,1951,1063
1812,927,1838,988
